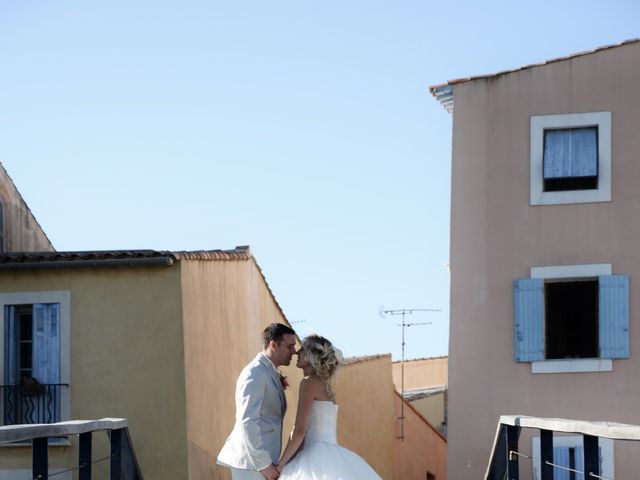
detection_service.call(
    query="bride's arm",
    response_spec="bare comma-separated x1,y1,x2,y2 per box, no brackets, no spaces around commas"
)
277,377,316,471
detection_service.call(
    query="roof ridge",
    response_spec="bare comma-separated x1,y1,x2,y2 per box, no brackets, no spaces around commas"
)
343,353,392,365
392,355,448,364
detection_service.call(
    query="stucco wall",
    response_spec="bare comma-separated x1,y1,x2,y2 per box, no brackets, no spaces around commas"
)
0,266,188,479
0,164,54,252
180,258,303,480
392,357,448,391
447,41,640,479
394,392,447,480
333,355,395,479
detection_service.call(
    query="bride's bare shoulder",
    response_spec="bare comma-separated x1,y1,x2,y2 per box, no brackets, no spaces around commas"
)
300,375,324,392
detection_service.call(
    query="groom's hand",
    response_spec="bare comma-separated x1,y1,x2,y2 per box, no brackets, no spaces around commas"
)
259,464,279,480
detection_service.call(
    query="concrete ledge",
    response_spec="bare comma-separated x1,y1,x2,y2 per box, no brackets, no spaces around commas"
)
0,418,128,444
531,358,613,374
499,415,640,441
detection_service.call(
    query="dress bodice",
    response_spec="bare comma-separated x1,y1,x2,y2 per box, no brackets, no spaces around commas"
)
305,400,338,445
278,400,382,480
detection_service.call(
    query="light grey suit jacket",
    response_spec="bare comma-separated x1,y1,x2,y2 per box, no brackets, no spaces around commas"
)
217,353,287,471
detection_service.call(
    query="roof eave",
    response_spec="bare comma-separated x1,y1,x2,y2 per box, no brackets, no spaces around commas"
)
429,84,453,114
428,38,640,116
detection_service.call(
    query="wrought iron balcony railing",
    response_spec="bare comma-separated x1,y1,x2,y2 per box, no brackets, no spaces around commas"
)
1,383,68,426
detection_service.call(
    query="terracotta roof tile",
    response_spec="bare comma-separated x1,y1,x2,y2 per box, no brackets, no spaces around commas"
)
0,245,292,326
0,246,251,264
429,38,640,93
430,38,640,114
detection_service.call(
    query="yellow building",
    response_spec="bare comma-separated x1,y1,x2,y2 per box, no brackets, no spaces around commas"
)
0,248,407,480
0,247,303,480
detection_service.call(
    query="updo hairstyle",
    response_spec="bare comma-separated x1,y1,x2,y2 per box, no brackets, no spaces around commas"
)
302,334,344,381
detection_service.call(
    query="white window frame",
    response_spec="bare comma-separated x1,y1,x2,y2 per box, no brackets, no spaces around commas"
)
0,291,71,447
530,263,612,374
532,435,614,480
530,112,611,205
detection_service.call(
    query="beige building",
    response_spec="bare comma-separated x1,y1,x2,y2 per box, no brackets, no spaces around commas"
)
431,39,640,479
392,356,448,435
0,163,54,253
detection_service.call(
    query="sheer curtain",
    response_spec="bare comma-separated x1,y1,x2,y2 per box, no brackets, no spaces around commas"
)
543,127,598,179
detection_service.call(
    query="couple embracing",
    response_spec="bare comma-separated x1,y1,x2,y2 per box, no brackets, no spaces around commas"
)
217,323,382,480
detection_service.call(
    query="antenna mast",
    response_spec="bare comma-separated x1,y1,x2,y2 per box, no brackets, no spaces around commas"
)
380,307,439,440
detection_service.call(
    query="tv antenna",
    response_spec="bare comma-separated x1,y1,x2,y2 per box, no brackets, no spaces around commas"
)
379,307,440,440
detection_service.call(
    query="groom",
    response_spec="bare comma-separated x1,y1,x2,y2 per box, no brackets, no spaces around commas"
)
218,323,297,480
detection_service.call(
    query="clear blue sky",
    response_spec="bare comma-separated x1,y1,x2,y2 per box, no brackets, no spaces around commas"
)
1,1,638,360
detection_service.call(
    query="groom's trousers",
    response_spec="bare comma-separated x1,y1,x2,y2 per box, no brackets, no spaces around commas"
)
231,468,264,480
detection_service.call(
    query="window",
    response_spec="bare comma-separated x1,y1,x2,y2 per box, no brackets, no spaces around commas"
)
4,303,61,425
0,291,70,432
543,127,598,192
532,436,614,480
545,280,598,359
530,112,611,205
514,264,629,373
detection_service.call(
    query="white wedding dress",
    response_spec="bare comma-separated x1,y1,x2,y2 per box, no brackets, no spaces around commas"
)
278,400,382,480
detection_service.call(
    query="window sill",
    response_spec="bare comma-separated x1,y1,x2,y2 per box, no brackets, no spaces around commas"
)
531,358,613,374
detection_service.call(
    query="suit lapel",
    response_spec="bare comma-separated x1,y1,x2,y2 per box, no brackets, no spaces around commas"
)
258,354,286,413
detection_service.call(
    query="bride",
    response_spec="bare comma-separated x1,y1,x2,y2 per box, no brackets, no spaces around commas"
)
276,334,382,479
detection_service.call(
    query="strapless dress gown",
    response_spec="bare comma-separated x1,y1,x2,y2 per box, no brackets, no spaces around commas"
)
278,400,382,479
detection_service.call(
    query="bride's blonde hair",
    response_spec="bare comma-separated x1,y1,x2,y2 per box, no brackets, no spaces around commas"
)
302,334,344,381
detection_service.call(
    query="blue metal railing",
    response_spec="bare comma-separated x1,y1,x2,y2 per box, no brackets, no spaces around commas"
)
484,415,640,480
0,418,143,480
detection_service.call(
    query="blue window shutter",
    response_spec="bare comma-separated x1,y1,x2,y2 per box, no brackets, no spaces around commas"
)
513,278,544,362
552,447,571,480
32,304,61,384
599,275,629,359
4,306,19,385
574,446,585,480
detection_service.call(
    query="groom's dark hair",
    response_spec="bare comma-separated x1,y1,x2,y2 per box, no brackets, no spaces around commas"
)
263,323,296,348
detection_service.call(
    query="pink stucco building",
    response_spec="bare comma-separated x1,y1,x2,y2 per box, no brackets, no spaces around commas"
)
431,39,640,479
